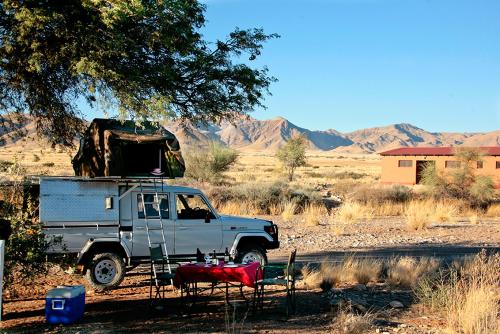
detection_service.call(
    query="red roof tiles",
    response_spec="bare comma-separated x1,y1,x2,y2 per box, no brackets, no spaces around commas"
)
379,146,500,156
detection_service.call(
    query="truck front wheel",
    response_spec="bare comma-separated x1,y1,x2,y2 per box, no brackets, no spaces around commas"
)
236,245,267,265
85,252,125,291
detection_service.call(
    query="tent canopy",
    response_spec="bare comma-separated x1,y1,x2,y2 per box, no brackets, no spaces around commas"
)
72,119,185,178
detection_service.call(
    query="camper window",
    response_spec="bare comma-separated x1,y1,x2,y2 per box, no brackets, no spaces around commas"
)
176,194,216,220
137,194,169,219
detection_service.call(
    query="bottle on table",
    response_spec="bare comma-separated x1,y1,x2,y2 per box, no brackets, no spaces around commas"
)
212,249,217,265
224,247,230,263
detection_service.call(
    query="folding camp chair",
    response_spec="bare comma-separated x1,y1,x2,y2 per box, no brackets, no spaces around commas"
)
254,249,297,316
149,245,175,305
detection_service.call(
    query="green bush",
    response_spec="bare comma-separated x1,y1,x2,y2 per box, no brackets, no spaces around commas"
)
185,141,239,183
421,148,495,206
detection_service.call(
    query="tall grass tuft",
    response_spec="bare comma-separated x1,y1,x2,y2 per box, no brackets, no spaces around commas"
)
432,201,458,223
405,201,431,231
416,251,499,334
387,257,440,288
335,201,372,224
281,200,298,222
302,204,327,226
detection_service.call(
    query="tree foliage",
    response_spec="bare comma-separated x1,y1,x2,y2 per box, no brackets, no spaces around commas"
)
0,0,278,146
276,134,307,181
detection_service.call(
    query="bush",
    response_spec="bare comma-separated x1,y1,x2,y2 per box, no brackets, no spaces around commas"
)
0,159,14,172
185,141,239,183
352,185,412,205
421,148,495,206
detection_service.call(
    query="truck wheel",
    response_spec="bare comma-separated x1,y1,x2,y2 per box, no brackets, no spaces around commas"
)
236,246,267,265
85,252,125,291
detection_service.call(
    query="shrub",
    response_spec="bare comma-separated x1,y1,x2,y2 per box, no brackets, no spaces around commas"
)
0,159,14,172
42,162,55,167
484,203,500,217
421,148,495,206
352,185,412,205
185,141,239,183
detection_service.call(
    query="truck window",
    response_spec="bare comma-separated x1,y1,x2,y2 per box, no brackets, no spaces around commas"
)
137,194,169,219
176,194,216,220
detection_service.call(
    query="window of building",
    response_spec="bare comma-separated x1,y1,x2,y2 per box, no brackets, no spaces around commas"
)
497,161,500,169
477,161,483,169
445,161,460,169
137,194,169,219
398,160,412,167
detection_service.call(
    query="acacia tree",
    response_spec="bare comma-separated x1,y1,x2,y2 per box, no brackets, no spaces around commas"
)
0,0,278,146
276,134,307,181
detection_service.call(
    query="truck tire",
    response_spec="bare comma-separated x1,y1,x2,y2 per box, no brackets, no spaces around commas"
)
85,252,125,291
236,245,267,265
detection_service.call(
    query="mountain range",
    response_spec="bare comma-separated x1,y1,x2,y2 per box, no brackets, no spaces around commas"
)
1,115,499,154
165,116,500,153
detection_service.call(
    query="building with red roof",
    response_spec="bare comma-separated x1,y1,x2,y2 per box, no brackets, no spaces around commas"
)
379,146,500,188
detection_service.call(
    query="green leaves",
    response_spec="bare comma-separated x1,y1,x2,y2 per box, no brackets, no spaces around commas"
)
0,0,277,146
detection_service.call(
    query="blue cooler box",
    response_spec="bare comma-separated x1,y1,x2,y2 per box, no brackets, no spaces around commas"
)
45,285,85,325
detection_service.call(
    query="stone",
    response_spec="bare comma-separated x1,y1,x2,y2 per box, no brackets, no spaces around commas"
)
354,284,367,291
390,300,404,308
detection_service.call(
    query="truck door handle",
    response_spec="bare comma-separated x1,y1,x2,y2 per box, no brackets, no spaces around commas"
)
178,227,189,230
136,226,145,230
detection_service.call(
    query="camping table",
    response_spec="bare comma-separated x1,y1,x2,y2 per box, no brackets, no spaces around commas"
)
174,262,261,308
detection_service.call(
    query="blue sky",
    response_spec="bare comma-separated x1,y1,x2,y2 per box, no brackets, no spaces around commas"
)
198,0,500,133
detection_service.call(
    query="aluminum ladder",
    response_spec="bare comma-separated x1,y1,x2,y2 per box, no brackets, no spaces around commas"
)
139,178,173,289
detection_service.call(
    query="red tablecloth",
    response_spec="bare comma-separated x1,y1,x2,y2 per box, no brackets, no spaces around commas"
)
174,262,261,288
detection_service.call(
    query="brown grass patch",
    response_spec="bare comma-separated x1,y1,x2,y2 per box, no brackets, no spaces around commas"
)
302,204,328,226
484,203,500,218
335,201,372,224
387,257,439,288
405,201,432,231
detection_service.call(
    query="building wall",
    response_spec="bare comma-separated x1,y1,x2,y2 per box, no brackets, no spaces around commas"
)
381,155,500,188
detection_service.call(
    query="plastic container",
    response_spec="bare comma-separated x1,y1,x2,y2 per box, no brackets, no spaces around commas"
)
45,285,85,325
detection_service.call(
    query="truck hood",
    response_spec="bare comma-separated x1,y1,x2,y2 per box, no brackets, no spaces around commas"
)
218,215,272,227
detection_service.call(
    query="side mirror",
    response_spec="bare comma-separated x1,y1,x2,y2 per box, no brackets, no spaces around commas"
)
204,212,211,224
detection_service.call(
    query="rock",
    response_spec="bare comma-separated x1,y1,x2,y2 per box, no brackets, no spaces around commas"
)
354,284,367,291
390,300,404,308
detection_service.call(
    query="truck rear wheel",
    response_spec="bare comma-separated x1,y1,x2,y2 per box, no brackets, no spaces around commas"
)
236,245,267,265
85,252,125,291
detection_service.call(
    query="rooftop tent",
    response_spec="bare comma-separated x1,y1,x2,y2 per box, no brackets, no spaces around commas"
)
72,119,185,178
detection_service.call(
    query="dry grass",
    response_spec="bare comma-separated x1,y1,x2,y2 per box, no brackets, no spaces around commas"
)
335,310,373,334
217,201,260,216
301,261,341,290
301,257,382,289
281,200,298,222
469,214,479,225
387,257,440,288
484,203,500,218
417,252,499,334
371,201,406,216
405,201,432,231
341,257,382,284
335,201,372,224
302,203,328,226
432,201,458,223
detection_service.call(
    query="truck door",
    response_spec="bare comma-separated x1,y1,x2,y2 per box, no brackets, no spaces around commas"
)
174,193,223,255
131,192,175,257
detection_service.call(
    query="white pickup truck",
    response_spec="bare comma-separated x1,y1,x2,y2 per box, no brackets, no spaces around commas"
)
39,177,279,290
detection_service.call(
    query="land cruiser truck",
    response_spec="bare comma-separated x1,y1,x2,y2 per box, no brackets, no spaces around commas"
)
39,177,279,290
